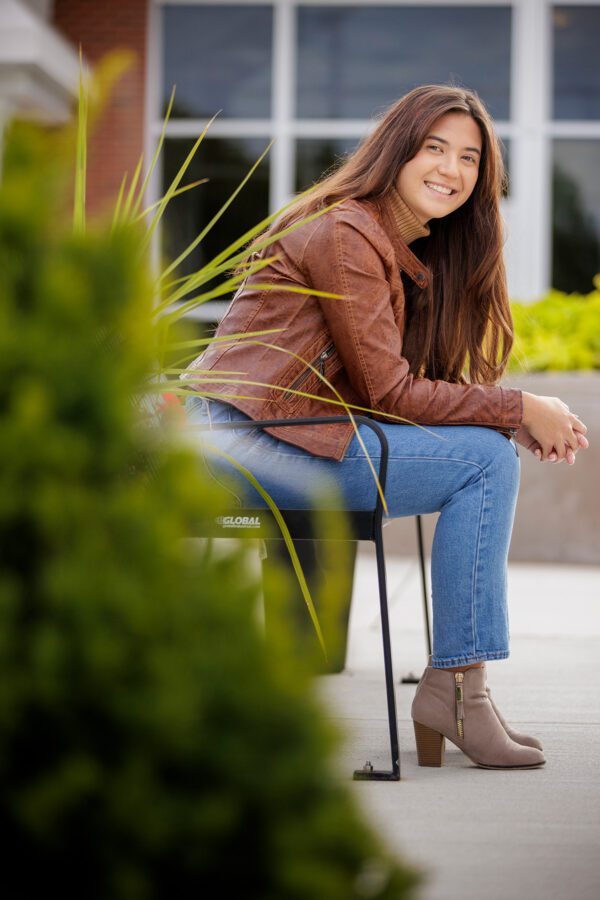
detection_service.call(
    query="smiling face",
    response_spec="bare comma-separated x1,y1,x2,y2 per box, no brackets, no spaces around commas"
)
395,112,482,224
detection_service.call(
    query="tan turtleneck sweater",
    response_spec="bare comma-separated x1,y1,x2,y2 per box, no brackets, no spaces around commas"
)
388,184,431,246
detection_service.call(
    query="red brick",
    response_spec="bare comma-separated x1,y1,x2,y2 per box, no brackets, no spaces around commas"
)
53,0,148,220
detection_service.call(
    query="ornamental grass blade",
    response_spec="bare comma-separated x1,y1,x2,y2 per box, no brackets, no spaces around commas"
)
159,139,276,283
197,439,329,661
130,84,176,222
140,108,220,256
133,179,208,224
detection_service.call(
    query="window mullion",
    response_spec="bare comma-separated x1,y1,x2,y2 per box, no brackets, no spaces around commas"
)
511,0,553,300
271,1,297,212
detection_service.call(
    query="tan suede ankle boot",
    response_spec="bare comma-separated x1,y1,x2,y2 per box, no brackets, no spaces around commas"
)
485,686,543,750
411,664,546,769
424,656,543,751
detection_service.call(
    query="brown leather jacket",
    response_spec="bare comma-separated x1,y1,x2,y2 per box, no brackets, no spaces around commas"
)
181,192,523,461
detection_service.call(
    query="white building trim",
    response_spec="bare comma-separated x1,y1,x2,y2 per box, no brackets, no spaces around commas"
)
0,0,80,124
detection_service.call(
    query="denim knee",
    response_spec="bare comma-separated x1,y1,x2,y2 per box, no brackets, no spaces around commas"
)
490,433,520,490
481,429,521,500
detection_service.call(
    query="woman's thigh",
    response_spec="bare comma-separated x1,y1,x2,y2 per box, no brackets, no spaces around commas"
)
185,397,520,516
342,419,520,516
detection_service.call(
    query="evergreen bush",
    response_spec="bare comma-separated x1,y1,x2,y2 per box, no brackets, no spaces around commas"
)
0,117,424,898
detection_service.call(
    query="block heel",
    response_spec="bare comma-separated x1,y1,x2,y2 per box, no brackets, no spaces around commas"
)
413,719,445,767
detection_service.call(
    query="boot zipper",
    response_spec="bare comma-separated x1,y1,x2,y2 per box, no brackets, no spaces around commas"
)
282,341,336,401
455,672,464,738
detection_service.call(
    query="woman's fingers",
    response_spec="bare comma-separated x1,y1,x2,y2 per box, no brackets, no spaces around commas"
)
538,435,588,464
577,432,589,449
570,413,588,434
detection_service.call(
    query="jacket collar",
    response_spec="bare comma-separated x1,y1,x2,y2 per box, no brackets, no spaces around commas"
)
374,188,431,290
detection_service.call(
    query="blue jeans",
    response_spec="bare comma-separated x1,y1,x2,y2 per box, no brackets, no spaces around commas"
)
185,396,521,669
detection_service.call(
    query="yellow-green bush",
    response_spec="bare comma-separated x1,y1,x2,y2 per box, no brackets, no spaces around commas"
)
509,276,600,372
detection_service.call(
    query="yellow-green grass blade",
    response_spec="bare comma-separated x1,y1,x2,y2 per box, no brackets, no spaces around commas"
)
180,197,346,288
154,255,279,311
205,183,324,271
133,179,208,223
159,139,275,282
111,171,128,231
158,279,345,326
121,152,145,222
196,438,329,661
141,109,220,255
157,329,285,354
130,84,176,221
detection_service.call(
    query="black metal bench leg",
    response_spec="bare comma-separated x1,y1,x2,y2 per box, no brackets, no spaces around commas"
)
353,526,400,781
415,515,432,659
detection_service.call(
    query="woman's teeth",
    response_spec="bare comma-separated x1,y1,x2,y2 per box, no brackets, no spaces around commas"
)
425,182,454,196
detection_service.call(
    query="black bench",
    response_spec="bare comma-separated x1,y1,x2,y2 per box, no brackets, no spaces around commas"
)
192,414,432,781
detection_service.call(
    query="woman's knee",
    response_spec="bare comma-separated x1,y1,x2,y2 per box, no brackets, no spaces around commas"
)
479,429,520,490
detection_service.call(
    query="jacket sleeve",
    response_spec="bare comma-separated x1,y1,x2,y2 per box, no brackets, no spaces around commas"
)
301,211,523,431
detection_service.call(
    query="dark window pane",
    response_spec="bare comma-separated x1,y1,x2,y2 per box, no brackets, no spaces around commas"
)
553,6,600,120
163,5,273,118
297,5,511,120
295,138,361,193
162,138,270,284
296,137,511,197
552,140,600,292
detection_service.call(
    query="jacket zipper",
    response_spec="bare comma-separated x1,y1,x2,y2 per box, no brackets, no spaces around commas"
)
232,250,262,301
282,341,336,401
439,422,519,435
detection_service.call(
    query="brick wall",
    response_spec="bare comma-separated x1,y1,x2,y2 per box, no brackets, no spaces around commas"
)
53,0,149,219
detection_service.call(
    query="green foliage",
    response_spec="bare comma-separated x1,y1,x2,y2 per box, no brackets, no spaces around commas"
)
0,119,424,897
509,276,600,372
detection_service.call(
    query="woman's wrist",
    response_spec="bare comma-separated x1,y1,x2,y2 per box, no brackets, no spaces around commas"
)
521,391,537,428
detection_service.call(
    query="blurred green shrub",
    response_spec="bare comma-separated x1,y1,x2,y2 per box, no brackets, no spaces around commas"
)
0,117,423,898
509,275,600,372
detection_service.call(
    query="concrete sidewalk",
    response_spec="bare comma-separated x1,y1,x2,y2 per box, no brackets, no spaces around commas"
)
315,554,600,900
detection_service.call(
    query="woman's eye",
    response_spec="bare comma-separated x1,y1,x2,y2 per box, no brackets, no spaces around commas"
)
427,144,477,164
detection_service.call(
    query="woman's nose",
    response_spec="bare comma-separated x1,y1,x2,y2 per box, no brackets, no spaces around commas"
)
438,155,460,177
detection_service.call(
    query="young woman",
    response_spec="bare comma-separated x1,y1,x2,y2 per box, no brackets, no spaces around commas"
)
181,84,589,770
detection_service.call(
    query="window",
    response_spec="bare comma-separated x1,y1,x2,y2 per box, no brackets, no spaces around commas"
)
552,139,600,293
551,5,600,291
162,137,270,279
295,138,361,193
553,5,600,120
162,4,273,118
297,5,512,120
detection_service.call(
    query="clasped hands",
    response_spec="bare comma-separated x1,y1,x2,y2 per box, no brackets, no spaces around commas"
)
515,420,589,466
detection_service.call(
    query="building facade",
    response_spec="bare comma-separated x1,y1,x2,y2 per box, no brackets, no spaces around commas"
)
3,0,600,313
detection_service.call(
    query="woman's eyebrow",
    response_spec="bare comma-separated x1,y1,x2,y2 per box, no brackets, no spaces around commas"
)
426,134,481,156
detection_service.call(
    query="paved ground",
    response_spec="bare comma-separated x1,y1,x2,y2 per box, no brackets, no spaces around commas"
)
314,552,600,900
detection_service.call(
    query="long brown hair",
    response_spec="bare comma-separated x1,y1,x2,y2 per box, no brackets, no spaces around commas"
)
238,83,513,385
